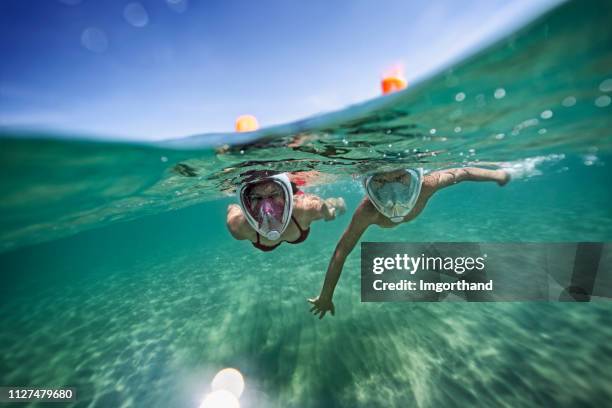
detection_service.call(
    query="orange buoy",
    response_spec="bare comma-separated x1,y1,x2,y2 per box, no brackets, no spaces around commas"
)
235,114,259,132
381,75,407,95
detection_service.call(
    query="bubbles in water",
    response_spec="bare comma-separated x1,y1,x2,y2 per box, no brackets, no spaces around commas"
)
167,0,189,13
594,95,611,107
124,2,149,27
160,156,168,162
494,88,506,99
455,92,466,102
494,133,505,140
454,126,462,133
513,118,539,134
538,128,547,135
540,110,553,119
81,27,108,53
562,96,576,107
499,154,565,179
211,368,244,398
429,128,436,135
200,390,240,408
582,154,598,166
599,78,612,93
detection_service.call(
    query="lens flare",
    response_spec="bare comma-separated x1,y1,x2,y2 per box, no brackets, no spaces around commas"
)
200,390,240,408
211,367,245,398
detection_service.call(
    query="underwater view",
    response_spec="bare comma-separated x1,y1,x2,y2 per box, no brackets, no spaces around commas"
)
1,0,612,407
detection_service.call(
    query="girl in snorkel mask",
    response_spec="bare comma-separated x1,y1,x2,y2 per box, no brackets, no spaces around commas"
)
308,166,511,319
226,172,347,252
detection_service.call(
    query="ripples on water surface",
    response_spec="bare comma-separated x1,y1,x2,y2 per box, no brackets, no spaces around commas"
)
0,0,611,251
1,0,612,407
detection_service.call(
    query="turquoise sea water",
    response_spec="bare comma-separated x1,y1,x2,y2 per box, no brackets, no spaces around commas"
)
1,0,612,407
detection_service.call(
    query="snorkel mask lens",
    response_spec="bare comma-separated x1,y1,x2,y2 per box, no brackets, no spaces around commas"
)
257,196,284,239
365,169,423,222
248,188,283,219
238,173,294,241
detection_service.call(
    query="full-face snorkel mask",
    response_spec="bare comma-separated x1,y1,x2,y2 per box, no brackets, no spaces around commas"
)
364,168,423,223
238,173,294,240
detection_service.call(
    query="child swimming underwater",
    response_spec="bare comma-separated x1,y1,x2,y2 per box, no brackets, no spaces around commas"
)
308,167,510,318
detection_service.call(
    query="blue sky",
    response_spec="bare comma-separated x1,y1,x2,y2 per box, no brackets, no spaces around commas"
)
0,0,560,140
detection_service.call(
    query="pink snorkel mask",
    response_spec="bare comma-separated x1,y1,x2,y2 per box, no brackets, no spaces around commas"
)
238,173,294,240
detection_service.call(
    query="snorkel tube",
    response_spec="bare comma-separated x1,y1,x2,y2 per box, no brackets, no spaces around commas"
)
238,173,294,240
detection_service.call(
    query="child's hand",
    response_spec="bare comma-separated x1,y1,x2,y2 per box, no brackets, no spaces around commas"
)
308,296,335,319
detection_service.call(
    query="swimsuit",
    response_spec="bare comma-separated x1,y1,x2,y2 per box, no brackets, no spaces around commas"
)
252,215,310,252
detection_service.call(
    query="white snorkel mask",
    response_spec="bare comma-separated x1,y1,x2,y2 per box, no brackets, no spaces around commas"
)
364,168,423,223
238,173,294,240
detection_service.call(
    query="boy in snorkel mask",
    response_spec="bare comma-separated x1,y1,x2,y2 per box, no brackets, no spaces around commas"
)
308,166,510,319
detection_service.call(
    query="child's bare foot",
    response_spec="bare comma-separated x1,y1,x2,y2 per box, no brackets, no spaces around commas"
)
497,170,511,186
